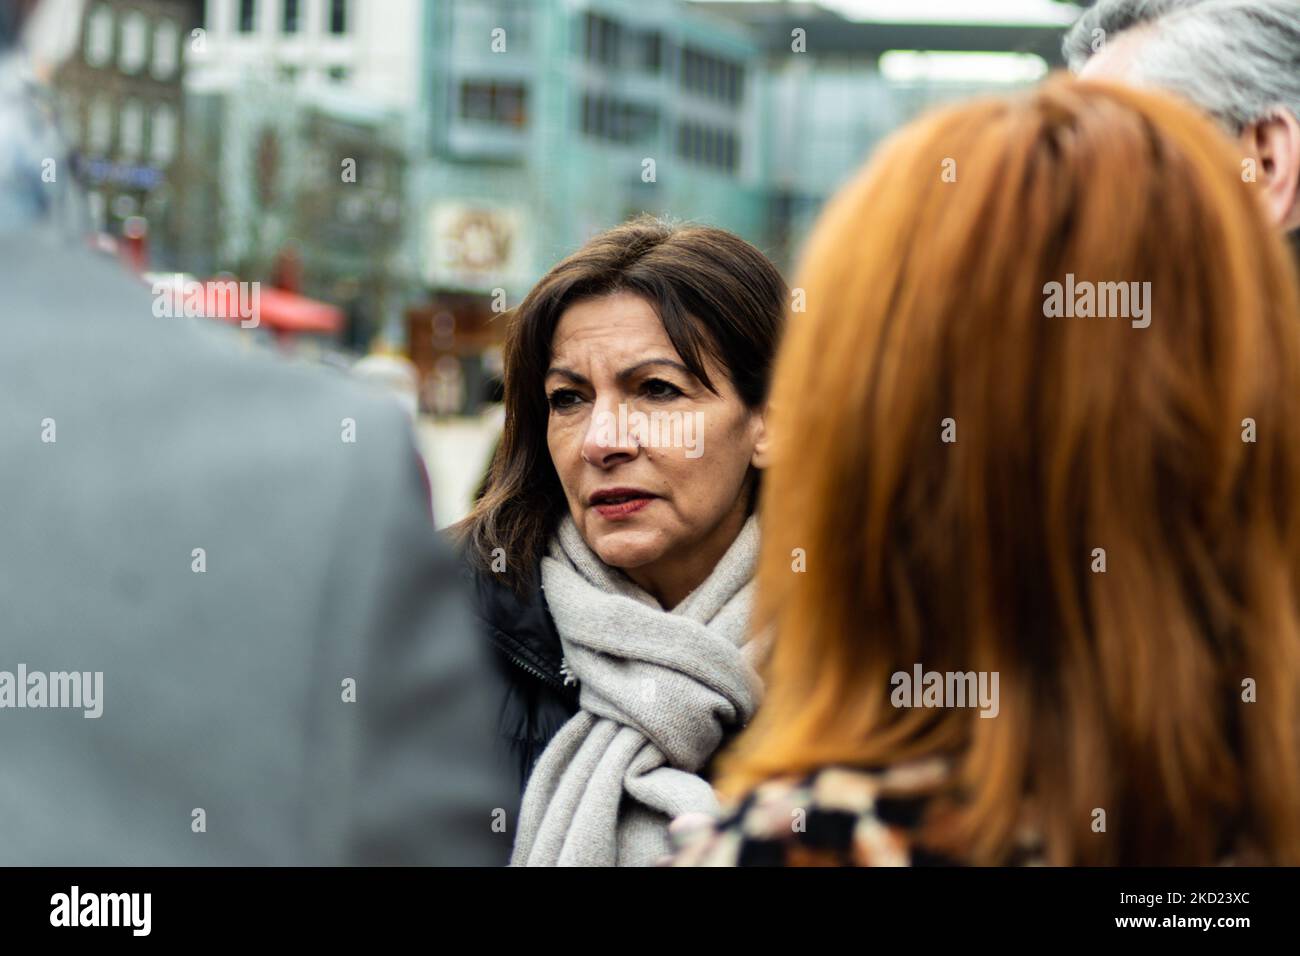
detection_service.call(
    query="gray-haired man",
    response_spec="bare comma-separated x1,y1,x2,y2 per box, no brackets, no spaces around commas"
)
1065,0,1300,232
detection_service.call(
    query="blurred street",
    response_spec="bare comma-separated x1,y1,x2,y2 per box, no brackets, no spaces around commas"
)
416,410,502,529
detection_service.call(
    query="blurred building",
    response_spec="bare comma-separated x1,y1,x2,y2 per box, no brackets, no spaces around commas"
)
176,76,406,350
52,0,203,268
176,0,411,353
410,0,1082,415
411,0,767,415
58,0,1089,406
693,1,1072,268
185,0,423,110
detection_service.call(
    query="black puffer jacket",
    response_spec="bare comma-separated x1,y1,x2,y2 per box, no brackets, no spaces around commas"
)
464,559,580,807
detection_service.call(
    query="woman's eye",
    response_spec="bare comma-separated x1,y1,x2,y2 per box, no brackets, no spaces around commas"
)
548,389,583,410
643,378,684,400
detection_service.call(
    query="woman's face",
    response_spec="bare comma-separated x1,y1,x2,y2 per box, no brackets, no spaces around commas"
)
545,292,768,606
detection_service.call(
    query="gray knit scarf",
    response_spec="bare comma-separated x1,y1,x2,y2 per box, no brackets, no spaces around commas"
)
510,514,763,866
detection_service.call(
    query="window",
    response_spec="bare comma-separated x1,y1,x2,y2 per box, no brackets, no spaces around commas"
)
458,81,528,127
584,12,620,68
87,97,113,153
680,47,743,105
282,0,299,34
728,65,744,104
495,84,524,126
609,99,625,141
120,99,144,160
329,0,348,35
84,5,114,67
461,83,491,121
119,11,147,74
636,32,661,73
676,121,739,173
150,105,177,164
152,20,178,79
580,92,657,145
238,0,256,33
581,92,599,137
327,65,349,83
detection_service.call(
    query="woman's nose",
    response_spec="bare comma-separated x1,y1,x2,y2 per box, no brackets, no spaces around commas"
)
581,397,639,467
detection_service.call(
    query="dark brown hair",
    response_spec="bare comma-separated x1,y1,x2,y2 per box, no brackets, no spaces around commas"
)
455,216,786,593
718,78,1300,865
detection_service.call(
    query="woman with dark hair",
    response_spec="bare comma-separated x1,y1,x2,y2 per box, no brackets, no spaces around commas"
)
455,215,786,866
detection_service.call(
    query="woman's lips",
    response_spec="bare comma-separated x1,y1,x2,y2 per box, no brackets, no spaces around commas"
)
591,496,655,519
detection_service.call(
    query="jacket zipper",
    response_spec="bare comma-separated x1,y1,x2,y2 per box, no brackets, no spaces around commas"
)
494,633,571,696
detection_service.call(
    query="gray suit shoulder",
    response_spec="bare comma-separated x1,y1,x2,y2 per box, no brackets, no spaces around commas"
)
0,237,509,864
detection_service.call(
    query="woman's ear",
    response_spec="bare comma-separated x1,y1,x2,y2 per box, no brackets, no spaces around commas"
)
749,404,771,470
1242,110,1300,231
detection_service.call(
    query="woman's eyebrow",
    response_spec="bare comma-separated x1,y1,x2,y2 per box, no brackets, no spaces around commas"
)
544,366,590,386
544,358,694,386
616,359,694,382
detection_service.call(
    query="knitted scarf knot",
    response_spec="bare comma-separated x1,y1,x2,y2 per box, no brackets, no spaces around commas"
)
510,514,762,866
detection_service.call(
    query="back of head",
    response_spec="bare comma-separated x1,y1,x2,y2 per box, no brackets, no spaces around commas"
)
722,77,1300,865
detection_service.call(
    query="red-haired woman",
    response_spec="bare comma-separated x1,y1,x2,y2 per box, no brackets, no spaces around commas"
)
674,78,1300,866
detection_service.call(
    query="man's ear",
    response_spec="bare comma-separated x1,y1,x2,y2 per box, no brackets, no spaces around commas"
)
749,404,771,470
1243,109,1300,232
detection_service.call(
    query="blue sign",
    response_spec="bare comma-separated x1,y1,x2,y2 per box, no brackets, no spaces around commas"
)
74,155,163,190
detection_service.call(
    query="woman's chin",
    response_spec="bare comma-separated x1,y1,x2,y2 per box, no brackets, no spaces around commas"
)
588,526,668,571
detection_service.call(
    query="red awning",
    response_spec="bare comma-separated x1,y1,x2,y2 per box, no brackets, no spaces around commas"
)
249,286,344,334
180,280,345,332
153,278,345,335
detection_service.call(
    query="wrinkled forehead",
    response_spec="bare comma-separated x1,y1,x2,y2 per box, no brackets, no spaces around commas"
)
550,293,675,360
